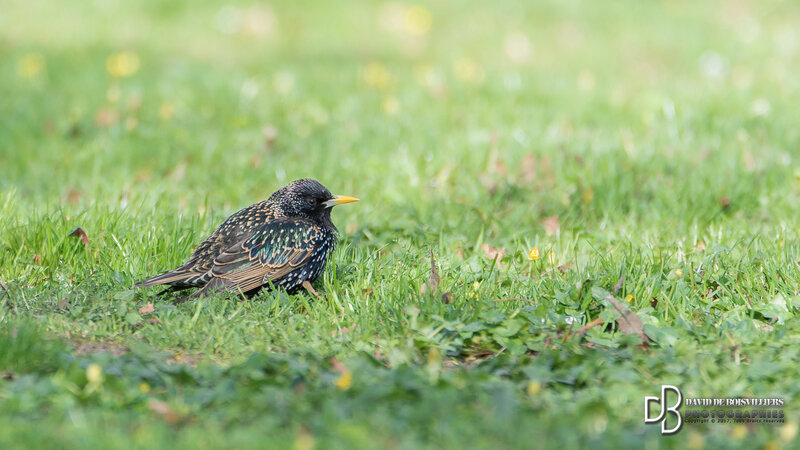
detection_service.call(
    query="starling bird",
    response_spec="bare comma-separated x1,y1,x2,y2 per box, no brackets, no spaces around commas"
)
137,179,358,301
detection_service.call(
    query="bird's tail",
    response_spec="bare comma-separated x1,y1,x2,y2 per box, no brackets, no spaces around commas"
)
135,268,197,288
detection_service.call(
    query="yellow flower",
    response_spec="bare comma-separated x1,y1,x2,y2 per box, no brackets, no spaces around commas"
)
86,364,103,385
159,102,175,120
675,269,683,277
624,294,635,303
404,5,432,36
294,430,315,450
17,53,45,78
106,51,140,78
363,62,391,89
139,382,151,394
781,422,798,442
334,370,352,390
382,96,399,115
526,381,541,396
453,58,484,83
468,281,480,299
527,247,539,261
687,432,704,450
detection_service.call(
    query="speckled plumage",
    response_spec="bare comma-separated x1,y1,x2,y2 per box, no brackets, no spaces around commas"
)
137,179,357,301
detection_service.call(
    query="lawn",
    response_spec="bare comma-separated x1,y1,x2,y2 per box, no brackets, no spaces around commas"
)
2,0,800,448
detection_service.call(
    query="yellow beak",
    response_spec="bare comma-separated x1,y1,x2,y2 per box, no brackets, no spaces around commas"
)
330,195,359,206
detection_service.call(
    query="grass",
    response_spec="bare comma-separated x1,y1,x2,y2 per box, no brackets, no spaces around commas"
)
2,0,800,448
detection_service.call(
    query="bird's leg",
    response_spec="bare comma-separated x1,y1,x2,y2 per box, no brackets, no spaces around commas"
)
302,281,322,299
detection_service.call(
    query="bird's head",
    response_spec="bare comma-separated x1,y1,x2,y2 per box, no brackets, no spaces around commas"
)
270,178,358,227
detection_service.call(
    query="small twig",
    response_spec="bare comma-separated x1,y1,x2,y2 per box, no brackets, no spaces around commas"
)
576,318,604,337
493,297,536,304
562,323,574,342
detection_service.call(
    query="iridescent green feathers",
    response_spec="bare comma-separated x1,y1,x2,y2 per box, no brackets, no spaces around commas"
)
137,179,355,300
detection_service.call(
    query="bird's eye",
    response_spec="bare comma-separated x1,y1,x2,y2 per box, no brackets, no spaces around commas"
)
306,197,317,206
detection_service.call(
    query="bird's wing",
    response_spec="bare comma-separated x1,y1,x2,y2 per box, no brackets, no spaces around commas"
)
137,201,277,288
202,218,324,294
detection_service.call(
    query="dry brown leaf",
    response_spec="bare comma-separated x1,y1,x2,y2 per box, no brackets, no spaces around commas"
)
329,357,346,373
441,291,453,304
94,108,119,127
493,159,507,176
521,154,537,183
262,125,278,150
139,302,155,315
148,317,161,325
479,175,498,196
69,227,89,246
481,243,505,262
605,293,647,346
428,250,439,292
32,254,42,265
541,216,559,236
613,275,625,293
65,187,83,205
557,263,574,273
147,400,180,425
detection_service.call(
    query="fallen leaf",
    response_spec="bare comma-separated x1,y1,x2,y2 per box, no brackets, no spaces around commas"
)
441,291,453,304
481,243,506,265
138,302,155,315
541,216,559,236
65,187,83,204
32,254,42,265
603,292,647,346
94,108,119,127
493,159,507,176
148,317,161,325
147,399,180,425
520,154,537,183
69,227,89,246
557,263,574,273
613,275,625,293
262,125,278,150
479,175,498,196
720,196,731,208
421,250,440,294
